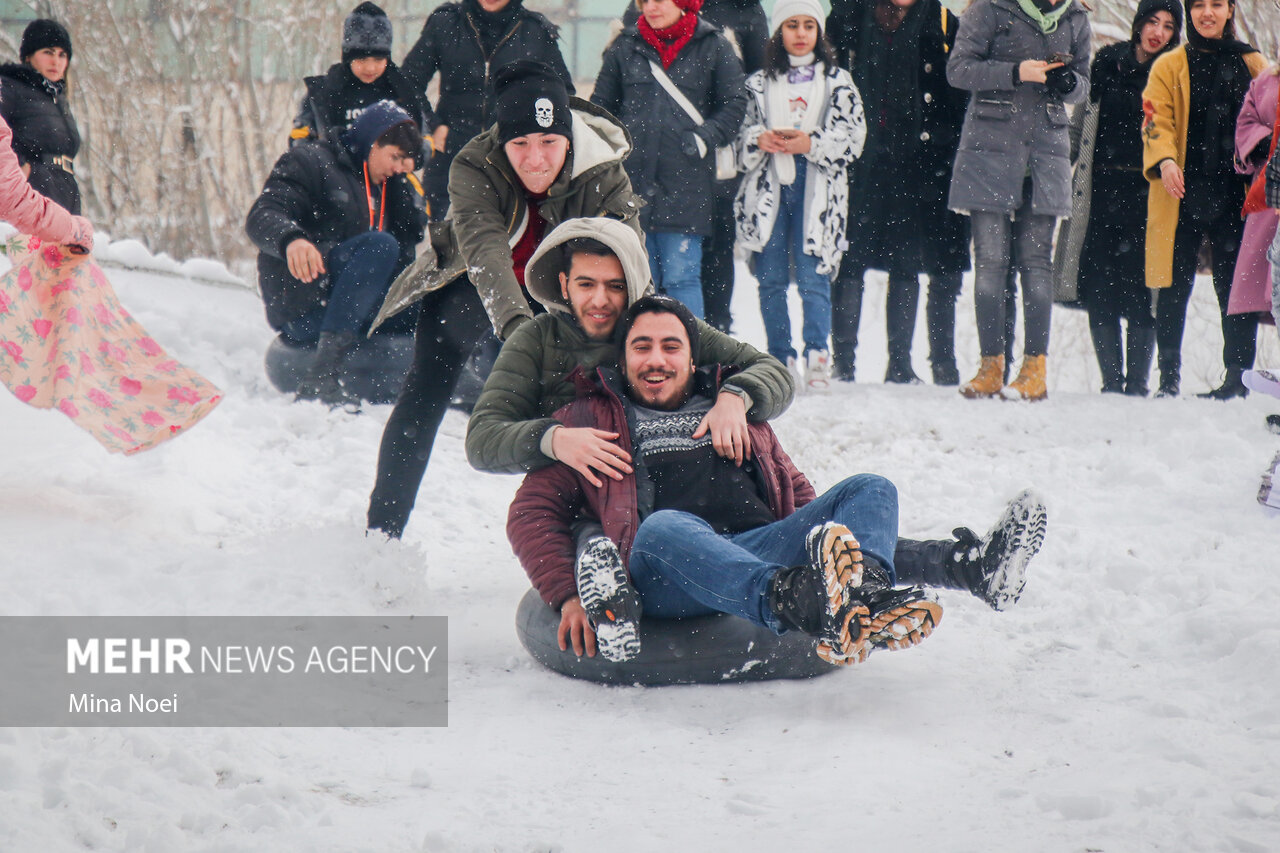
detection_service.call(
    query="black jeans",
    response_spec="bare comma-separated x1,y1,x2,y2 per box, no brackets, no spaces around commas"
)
367,277,492,537
1157,209,1256,373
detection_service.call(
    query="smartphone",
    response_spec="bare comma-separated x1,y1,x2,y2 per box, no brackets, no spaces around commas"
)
773,128,798,138
1047,52,1073,65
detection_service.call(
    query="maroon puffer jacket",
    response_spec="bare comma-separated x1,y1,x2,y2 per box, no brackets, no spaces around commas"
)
507,366,816,609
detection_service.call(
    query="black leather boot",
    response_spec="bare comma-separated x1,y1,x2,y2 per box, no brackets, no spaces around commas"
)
926,274,960,386
1197,366,1250,401
1124,326,1155,397
1155,351,1181,398
1089,319,1124,394
830,270,864,382
296,331,361,409
885,273,922,384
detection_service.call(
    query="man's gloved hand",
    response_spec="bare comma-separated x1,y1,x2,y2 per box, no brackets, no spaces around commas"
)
1044,65,1077,95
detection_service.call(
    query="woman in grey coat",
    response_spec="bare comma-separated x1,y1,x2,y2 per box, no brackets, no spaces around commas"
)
946,0,1090,401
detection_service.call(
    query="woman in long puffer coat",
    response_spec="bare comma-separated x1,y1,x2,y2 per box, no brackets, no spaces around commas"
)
946,0,1091,401
1058,0,1181,396
0,19,81,214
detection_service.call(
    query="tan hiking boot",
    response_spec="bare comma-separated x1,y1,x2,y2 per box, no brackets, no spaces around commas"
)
1001,354,1048,401
960,355,1005,399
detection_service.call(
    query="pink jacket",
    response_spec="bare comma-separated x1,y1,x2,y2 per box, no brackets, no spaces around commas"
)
0,115,91,249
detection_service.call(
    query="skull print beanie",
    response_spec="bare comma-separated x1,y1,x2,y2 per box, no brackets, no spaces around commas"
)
493,60,572,145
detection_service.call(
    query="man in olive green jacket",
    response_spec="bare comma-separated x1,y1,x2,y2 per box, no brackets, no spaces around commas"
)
466,217,794,481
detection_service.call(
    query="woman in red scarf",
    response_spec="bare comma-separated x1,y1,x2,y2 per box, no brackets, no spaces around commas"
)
592,0,747,319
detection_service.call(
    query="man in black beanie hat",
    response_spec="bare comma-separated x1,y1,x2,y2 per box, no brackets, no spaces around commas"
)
248,100,427,407
291,2,428,149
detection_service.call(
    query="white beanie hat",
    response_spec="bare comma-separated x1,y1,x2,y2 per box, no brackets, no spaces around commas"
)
771,0,825,33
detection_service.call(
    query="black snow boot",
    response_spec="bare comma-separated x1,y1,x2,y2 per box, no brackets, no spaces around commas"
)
575,537,642,662
1089,320,1124,394
296,331,361,409
1124,326,1155,397
830,273,863,382
948,490,1047,610
1197,366,1250,401
927,274,961,386
1155,351,1180,398
1266,414,1280,435
885,274,922,384
854,558,942,654
768,522,869,665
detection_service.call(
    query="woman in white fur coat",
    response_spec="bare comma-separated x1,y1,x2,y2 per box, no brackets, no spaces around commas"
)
735,0,865,388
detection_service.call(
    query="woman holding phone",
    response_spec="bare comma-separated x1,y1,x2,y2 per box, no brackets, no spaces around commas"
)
946,0,1091,401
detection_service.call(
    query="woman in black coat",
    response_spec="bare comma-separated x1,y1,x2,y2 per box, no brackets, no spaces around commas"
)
826,0,970,385
402,0,574,219
0,19,80,215
1072,0,1181,396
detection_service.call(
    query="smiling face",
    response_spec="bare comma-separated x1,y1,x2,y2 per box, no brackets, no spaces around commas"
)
640,0,684,31
27,47,68,83
349,56,388,84
1189,0,1232,41
560,252,629,341
1136,10,1178,61
624,310,694,411
503,133,570,195
780,16,820,57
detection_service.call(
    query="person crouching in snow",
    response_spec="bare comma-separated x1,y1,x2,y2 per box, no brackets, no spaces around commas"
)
734,0,865,390
246,100,426,408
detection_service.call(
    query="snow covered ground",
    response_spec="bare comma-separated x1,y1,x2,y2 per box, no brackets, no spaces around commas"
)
1,252,1278,852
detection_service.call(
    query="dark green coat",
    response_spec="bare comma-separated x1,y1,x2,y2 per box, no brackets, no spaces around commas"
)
466,312,793,474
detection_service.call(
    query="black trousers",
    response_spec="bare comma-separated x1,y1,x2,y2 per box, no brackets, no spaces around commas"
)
1157,209,1256,373
701,188,738,333
367,278,491,537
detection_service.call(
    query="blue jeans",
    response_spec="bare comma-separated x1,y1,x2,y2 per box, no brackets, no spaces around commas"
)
646,231,705,318
282,230,401,343
754,160,833,362
627,474,899,633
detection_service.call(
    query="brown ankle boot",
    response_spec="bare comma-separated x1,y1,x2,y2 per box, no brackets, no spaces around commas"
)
960,355,1005,399
1001,354,1047,401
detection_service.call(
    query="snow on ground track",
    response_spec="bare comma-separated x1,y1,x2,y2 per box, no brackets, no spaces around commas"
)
0,258,1277,851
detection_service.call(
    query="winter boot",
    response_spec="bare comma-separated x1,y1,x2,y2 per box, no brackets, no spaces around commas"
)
948,489,1048,610
296,331,361,409
1089,321,1124,394
854,558,943,654
1267,414,1280,435
1197,366,1250,401
960,355,1005,399
575,537,642,662
926,273,961,386
805,349,831,391
885,273,922,384
769,522,870,665
1001,354,1047,401
1155,351,1180,398
830,272,863,383
1124,326,1155,397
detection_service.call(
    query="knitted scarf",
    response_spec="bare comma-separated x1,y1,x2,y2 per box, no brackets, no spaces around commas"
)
638,12,697,69
1014,0,1071,34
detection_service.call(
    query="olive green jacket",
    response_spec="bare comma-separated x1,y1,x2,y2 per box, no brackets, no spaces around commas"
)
370,98,642,339
465,218,794,474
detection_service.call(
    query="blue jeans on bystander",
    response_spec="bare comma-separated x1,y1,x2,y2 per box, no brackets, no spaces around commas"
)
753,159,833,363
282,230,401,344
626,474,899,632
646,231,705,319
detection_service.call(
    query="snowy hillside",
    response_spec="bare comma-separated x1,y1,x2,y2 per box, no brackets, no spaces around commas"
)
1,254,1278,852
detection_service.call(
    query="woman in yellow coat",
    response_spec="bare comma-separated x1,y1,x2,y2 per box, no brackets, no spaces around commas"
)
1141,0,1266,398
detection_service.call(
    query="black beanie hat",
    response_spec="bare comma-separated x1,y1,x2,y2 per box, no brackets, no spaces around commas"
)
20,19,72,63
1132,0,1182,48
343,2,393,64
618,295,702,366
492,60,572,145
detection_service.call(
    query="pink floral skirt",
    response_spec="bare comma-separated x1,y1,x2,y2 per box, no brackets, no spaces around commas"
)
0,234,221,454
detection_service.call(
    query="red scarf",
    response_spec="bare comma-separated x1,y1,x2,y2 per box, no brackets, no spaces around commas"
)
637,12,697,69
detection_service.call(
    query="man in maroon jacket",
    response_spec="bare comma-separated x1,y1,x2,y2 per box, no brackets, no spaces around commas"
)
507,295,954,666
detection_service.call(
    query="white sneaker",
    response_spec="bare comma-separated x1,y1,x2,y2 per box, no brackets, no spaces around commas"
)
786,355,805,392
805,350,831,391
